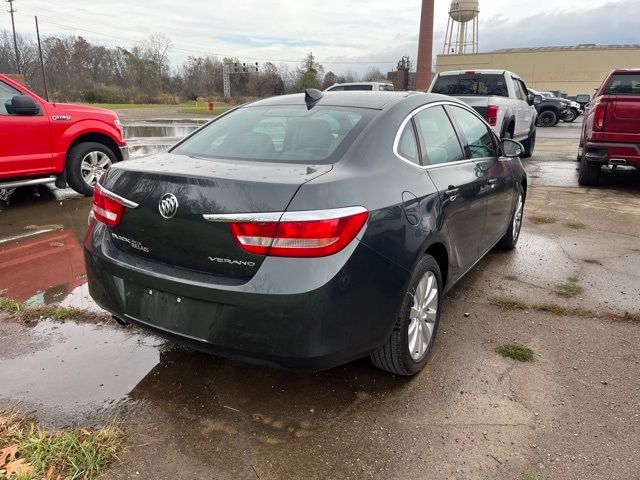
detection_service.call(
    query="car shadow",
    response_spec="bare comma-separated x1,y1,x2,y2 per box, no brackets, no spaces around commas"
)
126,344,410,442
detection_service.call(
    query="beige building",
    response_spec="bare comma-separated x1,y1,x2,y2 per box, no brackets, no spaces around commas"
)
436,44,640,96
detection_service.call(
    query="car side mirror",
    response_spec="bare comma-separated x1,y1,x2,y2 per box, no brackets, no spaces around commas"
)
529,94,543,106
502,138,524,158
575,94,591,103
11,95,39,115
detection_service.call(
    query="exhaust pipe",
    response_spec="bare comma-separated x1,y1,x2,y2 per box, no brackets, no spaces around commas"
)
112,315,130,326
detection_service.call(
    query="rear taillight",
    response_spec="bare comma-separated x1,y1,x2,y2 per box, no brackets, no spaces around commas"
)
93,184,125,227
487,105,499,126
594,103,607,131
227,207,369,258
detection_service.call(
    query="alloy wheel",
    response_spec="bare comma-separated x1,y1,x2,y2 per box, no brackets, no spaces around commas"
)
408,271,438,361
513,193,524,240
81,151,112,187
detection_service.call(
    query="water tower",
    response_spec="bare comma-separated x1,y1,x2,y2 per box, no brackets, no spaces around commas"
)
443,1,479,55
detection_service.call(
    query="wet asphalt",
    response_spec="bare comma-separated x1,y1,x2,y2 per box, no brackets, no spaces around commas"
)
0,120,638,480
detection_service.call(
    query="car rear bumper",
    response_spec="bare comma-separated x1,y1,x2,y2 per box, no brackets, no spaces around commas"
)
584,142,640,168
84,222,408,371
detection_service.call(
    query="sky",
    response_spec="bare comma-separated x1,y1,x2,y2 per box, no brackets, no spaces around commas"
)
4,0,637,75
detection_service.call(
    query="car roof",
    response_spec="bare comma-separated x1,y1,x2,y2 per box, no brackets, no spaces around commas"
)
246,91,425,110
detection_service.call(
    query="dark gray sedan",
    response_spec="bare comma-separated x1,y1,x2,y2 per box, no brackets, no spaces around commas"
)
85,90,526,375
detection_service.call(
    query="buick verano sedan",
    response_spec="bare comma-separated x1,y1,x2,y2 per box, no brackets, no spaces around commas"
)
85,90,527,375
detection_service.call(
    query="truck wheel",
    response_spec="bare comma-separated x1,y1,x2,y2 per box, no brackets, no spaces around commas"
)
537,110,557,127
369,255,442,376
521,127,536,158
578,155,601,186
563,109,577,123
66,142,117,196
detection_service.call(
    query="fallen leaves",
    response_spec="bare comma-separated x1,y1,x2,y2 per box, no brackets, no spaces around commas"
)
0,445,35,479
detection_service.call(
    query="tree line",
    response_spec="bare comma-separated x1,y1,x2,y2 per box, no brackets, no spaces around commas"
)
0,30,388,104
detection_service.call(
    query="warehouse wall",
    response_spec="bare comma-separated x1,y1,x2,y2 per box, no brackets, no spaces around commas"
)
435,48,640,96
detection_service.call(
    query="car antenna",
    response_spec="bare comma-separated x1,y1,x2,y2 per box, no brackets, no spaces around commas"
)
305,88,323,109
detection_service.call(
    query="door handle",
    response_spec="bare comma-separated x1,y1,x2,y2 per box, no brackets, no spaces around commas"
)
444,186,460,198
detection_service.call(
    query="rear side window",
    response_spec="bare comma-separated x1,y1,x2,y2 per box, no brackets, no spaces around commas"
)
396,122,420,165
414,106,464,165
604,74,640,95
449,106,498,159
379,84,394,91
432,74,509,97
172,105,374,164
0,81,20,116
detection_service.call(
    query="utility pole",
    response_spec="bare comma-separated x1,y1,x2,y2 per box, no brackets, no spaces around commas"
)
35,16,49,101
415,0,435,91
6,0,21,74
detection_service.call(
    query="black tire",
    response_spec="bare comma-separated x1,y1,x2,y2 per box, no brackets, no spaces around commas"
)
498,186,525,250
578,155,601,186
369,255,442,376
563,109,577,123
66,142,117,196
537,110,557,127
521,127,536,158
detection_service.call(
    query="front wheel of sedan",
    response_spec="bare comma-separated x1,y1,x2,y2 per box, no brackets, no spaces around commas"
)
498,187,525,250
369,255,442,376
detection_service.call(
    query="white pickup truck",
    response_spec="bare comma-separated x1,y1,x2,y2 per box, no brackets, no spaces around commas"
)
428,70,541,157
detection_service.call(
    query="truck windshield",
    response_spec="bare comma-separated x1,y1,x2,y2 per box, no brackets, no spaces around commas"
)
432,74,509,97
604,74,640,95
171,105,374,164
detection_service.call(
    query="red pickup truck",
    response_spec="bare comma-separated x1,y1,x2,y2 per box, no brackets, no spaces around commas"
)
578,69,640,185
0,73,127,199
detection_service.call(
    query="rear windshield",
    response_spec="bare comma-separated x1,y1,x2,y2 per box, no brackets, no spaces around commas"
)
432,74,509,97
604,74,640,95
329,85,373,91
172,105,374,164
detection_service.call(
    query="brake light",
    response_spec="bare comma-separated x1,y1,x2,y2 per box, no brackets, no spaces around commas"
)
93,184,125,227
487,105,499,126
228,208,369,258
464,71,476,75
594,103,607,131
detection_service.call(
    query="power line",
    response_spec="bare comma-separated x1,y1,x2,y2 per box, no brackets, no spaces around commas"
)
22,14,401,66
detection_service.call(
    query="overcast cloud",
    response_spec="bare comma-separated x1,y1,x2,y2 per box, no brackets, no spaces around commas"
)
4,0,637,74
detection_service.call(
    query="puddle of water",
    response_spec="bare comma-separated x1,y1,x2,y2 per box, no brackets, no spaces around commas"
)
0,319,161,422
0,191,100,311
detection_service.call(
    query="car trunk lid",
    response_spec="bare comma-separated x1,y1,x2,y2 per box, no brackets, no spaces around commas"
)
101,153,332,279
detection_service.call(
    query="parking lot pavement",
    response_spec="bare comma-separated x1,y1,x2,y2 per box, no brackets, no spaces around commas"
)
1,126,639,479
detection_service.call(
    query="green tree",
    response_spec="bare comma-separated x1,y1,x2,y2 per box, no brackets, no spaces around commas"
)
293,52,324,92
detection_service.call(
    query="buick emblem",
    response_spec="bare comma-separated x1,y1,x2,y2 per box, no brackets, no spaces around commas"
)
159,193,179,219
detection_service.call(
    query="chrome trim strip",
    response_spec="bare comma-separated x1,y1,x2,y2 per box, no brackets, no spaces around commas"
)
203,212,284,223
98,184,139,209
281,206,367,221
392,100,489,171
203,206,367,223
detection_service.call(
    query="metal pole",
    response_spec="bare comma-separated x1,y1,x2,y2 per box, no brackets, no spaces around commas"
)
6,0,21,74
35,16,49,101
415,0,435,91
